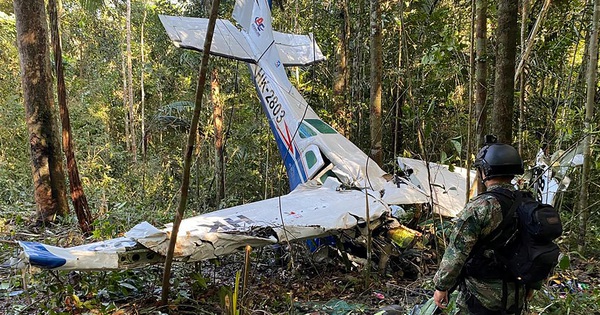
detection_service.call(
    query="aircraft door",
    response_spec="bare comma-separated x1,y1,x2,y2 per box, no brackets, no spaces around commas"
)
301,144,325,180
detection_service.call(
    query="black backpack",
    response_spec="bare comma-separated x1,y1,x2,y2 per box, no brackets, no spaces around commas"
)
466,188,563,288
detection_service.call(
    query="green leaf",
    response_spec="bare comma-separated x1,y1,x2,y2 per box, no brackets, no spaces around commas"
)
450,139,461,154
440,151,448,163
558,253,570,270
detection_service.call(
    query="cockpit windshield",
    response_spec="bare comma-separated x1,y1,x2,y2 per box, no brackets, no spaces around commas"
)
305,119,337,134
298,122,317,138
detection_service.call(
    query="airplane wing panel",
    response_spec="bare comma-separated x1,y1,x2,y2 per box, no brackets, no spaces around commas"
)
140,185,389,257
273,32,325,66
398,158,476,217
18,186,390,270
159,15,256,63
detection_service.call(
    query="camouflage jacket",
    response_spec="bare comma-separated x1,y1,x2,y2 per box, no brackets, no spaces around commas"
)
433,182,526,311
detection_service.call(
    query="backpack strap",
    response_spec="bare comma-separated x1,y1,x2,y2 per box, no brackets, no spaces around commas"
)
464,189,521,279
483,189,524,315
479,189,522,247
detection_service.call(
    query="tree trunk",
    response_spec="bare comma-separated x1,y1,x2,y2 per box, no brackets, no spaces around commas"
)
126,0,136,162
122,52,130,152
161,0,221,304
467,0,475,197
518,0,530,155
492,0,518,144
578,0,599,252
141,6,147,157
475,0,488,193
47,0,93,234
369,0,383,166
13,0,69,223
515,0,551,82
212,68,225,206
333,0,350,137
352,0,367,145
475,0,488,149
394,0,405,158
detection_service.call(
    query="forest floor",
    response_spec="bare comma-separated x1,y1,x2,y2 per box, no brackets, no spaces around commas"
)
1,221,600,314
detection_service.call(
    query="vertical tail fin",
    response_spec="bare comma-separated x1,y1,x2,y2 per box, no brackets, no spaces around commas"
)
234,0,291,91
233,0,275,60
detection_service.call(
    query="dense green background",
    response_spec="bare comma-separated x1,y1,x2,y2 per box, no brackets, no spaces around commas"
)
0,0,598,313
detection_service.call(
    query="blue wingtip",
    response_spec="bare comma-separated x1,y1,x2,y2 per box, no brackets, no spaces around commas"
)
19,241,67,269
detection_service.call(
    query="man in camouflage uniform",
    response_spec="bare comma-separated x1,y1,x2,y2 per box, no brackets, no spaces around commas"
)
432,139,529,314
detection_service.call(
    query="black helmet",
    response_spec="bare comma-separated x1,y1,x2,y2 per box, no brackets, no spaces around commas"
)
474,141,524,179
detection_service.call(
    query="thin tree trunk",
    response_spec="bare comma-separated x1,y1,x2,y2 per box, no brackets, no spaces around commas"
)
492,0,518,144
518,0,530,154
126,0,136,162
475,0,488,149
475,0,488,193
394,0,405,158
141,6,147,157
351,1,359,143
515,0,551,82
13,0,69,223
369,0,383,166
122,52,130,152
161,0,221,305
351,0,364,144
343,0,352,137
333,0,350,137
578,0,599,252
212,68,225,206
467,0,475,198
48,0,93,233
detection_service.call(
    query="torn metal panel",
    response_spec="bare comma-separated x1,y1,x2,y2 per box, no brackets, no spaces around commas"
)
531,143,584,205
17,184,411,270
18,237,144,270
397,158,476,217
380,177,436,206
138,185,393,260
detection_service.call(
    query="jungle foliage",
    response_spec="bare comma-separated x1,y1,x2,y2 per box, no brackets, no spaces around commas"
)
1,0,599,313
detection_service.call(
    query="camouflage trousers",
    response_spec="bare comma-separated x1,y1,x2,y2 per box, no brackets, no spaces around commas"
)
449,287,524,315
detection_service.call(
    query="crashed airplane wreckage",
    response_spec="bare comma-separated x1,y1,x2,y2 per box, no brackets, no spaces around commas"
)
16,0,579,272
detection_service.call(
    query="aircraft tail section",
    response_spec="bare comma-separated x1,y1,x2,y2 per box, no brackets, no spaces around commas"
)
233,0,324,65
233,0,277,62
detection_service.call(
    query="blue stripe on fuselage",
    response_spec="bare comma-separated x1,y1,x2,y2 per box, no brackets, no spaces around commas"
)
19,241,67,269
251,71,307,190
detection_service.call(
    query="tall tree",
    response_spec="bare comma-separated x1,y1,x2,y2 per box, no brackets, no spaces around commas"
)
475,0,488,149
141,4,147,156
211,68,225,206
394,0,406,157
48,0,93,233
126,0,136,161
122,49,130,151
13,0,69,222
333,0,350,138
492,0,518,144
161,0,221,304
473,0,489,194
517,0,530,154
369,0,383,166
578,0,599,252
514,0,551,83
